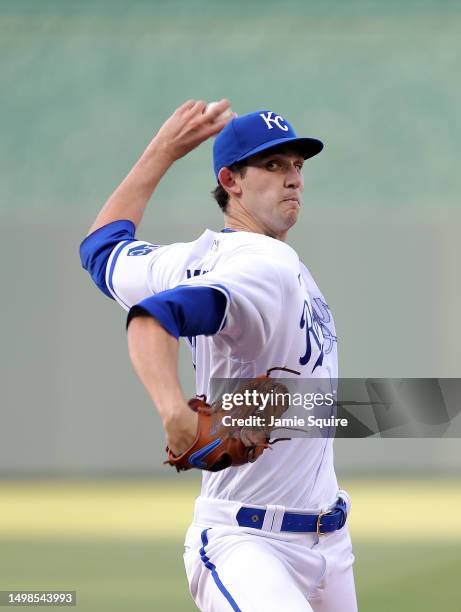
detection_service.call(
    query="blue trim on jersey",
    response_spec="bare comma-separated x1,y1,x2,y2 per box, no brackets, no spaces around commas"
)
126,285,228,338
209,282,231,300
107,240,132,310
209,284,230,331
199,529,242,611
80,220,136,299
220,228,237,233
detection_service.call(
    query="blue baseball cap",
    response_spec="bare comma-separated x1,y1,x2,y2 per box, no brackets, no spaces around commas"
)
213,110,323,180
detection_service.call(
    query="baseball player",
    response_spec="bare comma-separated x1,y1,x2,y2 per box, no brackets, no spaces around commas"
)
80,99,358,611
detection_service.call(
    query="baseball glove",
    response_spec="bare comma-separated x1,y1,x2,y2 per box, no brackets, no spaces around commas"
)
164,371,293,472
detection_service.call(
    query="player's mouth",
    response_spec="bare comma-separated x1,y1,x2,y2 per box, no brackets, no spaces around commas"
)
282,197,300,206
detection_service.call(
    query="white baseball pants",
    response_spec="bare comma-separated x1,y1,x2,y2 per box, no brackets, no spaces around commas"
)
183,496,358,611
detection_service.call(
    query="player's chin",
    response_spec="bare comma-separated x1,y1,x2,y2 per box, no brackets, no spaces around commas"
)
282,205,300,226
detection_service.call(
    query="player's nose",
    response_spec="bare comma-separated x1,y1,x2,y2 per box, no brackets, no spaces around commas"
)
285,165,303,189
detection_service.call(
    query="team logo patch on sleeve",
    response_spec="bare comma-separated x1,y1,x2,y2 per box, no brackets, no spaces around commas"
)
127,243,158,256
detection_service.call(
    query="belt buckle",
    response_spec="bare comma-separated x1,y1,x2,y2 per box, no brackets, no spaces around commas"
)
316,510,329,536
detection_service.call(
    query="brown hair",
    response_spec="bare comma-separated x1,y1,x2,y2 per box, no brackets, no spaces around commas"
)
211,160,248,212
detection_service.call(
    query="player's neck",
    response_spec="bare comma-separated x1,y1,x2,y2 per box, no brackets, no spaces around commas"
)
223,209,287,242
223,220,287,242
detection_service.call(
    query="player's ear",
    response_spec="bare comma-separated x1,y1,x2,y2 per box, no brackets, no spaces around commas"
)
218,167,242,197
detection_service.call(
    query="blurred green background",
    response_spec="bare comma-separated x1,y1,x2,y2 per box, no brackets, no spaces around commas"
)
1,479,461,611
0,1,460,610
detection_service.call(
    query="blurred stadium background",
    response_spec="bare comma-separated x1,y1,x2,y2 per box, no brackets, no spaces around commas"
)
1,1,460,610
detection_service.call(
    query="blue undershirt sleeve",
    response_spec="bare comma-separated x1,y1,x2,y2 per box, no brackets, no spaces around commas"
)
126,285,228,338
79,220,136,298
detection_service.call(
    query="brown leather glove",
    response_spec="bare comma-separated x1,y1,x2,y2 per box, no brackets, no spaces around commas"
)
164,374,291,472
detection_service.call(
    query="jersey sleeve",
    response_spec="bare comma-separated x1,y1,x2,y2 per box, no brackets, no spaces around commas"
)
80,220,171,310
103,238,169,310
127,285,228,338
79,220,137,299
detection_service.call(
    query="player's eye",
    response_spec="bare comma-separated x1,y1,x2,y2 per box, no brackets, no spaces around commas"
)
265,160,280,170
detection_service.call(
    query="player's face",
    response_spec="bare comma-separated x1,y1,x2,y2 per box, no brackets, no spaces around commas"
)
237,148,304,239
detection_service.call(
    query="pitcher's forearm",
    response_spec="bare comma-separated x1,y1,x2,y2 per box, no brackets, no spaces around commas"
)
87,140,173,235
127,315,186,425
127,315,198,455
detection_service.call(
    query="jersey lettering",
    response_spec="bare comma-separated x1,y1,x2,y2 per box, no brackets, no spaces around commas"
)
186,268,209,279
299,299,324,372
312,297,337,355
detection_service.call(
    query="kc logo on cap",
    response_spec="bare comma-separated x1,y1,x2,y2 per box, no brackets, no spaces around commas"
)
212,109,324,180
259,112,289,132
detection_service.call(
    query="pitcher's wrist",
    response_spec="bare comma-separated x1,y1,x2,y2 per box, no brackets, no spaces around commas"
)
161,402,191,431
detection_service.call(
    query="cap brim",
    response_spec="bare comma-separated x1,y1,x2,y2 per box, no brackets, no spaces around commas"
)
235,136,323,163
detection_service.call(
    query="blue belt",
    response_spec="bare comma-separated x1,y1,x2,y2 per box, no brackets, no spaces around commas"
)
236,497,347,535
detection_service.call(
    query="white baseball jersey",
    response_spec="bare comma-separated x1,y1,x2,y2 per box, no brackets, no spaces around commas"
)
106,228,339,510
